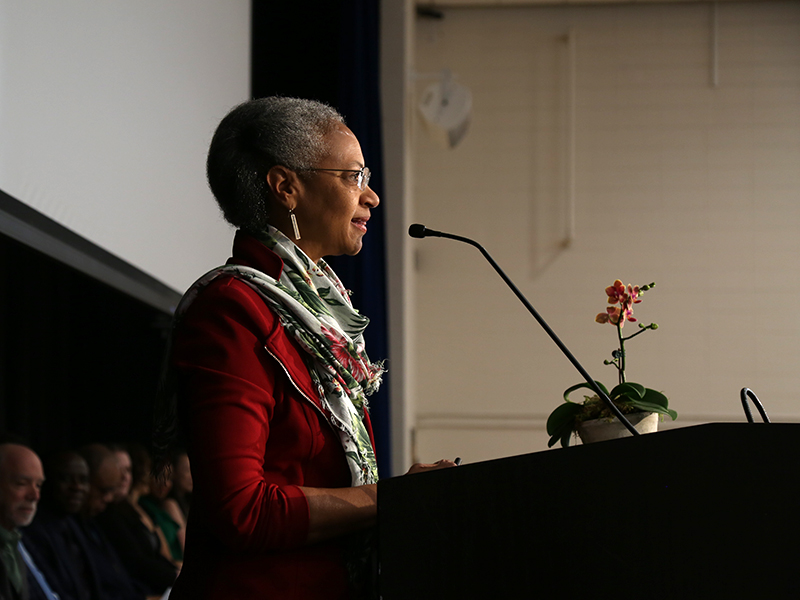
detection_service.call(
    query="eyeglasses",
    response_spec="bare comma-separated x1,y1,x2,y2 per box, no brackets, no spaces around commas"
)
303,167,371,191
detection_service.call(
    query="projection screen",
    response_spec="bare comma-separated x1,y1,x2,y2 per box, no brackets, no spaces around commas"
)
0,1,249,308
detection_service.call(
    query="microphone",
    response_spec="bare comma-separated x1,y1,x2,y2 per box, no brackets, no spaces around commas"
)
408,223,442,238
408,223,640,437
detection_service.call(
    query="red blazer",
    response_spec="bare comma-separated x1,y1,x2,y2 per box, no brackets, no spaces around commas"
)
169,231,375,600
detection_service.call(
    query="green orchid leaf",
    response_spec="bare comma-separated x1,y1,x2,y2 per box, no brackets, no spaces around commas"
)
635,389,677,419
546,402,583,435
563,381,609,402
547,426,575,449
546,402,584,448
628,399,678,420
641,388,670,409
610,382,646,400
559,428,573,448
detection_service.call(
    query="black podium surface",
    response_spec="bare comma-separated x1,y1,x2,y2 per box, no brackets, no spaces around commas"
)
378,423,800,598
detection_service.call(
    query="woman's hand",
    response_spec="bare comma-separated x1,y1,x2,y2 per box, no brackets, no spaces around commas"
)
300,459,459,544
405,459,458,475
300,484,378,545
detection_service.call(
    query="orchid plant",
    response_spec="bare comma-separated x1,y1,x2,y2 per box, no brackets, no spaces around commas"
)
546,280,677,448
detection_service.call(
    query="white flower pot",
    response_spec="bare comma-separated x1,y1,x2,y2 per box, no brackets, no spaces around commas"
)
576,411,659,445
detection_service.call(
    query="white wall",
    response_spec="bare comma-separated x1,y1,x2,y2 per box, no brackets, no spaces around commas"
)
0,1,249,293
409,1,800,464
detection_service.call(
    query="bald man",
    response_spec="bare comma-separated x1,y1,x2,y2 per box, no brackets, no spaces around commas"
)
0,442,53,600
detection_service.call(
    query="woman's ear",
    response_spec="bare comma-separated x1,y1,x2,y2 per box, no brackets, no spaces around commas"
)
266,165,301,210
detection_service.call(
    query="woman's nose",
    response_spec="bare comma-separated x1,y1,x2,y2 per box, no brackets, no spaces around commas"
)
361,186,380,207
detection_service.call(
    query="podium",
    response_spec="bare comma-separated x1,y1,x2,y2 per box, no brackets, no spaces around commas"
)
378,423,800,598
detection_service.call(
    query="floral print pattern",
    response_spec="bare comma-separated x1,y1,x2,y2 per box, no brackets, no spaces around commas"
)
174,227,382,486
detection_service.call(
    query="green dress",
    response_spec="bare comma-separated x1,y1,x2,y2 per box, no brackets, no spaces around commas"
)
139,495,183,561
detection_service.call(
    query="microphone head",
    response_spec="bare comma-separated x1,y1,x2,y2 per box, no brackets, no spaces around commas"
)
408,223,427,238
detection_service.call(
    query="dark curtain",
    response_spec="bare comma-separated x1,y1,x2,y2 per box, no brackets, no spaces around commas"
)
252,0,391,475
0,234,168,454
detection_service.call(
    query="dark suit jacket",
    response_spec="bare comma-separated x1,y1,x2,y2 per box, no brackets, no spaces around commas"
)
23,509,95,600
23,509,143,600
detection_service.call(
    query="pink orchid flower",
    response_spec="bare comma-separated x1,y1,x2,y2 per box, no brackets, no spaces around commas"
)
598,280,642,328
627,284,642,305
596,307,621,325
605,279,626,304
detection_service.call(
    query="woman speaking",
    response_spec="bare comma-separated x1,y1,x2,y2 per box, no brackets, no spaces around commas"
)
159,97,453,600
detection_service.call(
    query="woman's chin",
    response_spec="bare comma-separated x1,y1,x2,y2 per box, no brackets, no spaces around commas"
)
348,240,364,256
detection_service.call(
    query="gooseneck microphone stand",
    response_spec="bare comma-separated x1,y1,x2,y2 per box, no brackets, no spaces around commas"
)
409,223,639,437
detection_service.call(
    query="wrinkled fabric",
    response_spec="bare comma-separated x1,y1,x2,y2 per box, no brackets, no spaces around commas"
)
168,231,375,600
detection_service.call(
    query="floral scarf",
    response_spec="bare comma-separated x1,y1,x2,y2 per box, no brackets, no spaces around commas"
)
175,226,383,486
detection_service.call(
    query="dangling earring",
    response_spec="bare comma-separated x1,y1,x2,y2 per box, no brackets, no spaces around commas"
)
289,208,301,240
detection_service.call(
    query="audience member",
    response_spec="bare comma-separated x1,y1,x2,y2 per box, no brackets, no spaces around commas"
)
125,443,173,562
79,444,122,519
0,442,58,600
95,444,177,596
139,457,185,562
72,444,147,600
167,450,191,519
22,450,95,600
110,446,133,503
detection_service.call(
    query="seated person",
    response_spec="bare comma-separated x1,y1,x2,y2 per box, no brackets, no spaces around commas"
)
138,460,185,562
23,450,96,600
26,446,145,600
0,441,55,600
167,449,192,518
94,443,177,597
109,445,133,504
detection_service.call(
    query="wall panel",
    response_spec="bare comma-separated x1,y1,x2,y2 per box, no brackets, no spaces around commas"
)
411,2,800,462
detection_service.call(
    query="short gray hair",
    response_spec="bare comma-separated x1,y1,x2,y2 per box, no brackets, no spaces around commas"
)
206,96,345,232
